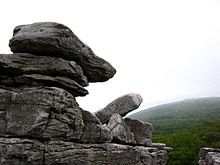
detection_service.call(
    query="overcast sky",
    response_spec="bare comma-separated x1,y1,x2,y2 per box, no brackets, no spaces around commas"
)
1,0,220,112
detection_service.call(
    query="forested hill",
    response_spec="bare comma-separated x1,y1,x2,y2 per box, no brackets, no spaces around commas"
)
129,97,220,133
129,97,220,164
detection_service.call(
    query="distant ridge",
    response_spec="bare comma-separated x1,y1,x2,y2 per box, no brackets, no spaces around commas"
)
129,97,220,133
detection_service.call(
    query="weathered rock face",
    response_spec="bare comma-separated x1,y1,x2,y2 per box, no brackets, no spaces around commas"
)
95,93,143,124
0,138,45,164
0,22,171,165
9,22,116,82
46,141,170,165
0,53,88,96
0,138,170,165
0,74,88,97
80,110,112,143
0,87,84,140
125,118,153,146
198,148,220,165
107,113,135,144
106,114,154,146
0,53,88,86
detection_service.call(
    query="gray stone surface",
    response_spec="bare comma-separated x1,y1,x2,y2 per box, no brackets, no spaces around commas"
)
206,152,220,165
125,118,153,146
0,22,172,165
0,137,170,165
0,86,170,164
80,110,112,143
95,93,143,124
9,22,116,82
0,53,88,86
107,113,135,144
0,53,88,96
199,148,220,165
0,74,88,97
0,138,44,165
0,87,84,140
45,141,170,165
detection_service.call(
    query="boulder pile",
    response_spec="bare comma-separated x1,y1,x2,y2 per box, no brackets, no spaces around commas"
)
0,22,171,165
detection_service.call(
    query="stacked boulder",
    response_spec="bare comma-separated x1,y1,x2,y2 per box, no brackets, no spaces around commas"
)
199,148,220,165
0,22,171,165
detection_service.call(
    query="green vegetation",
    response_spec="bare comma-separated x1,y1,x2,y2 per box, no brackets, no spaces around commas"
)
129,97,220,165
154,121,220,165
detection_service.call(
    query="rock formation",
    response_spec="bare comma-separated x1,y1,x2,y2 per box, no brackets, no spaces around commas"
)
198,148,220,165
0,22,171,164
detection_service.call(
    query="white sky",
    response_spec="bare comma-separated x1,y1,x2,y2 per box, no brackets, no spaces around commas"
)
1,0,220,112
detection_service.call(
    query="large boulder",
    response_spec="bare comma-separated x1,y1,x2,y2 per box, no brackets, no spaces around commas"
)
95,93,143,124
0,87,84,140
124,118,153,146
9,22,116,82
107,113,135,144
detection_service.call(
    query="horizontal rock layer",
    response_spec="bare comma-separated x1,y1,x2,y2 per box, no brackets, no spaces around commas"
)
9,22,116,82
0,53,88,96
0,53,88,86
0,138,170,165
0,74,88,97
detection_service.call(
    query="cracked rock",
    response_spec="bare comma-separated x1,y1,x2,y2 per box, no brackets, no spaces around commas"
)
80,110,112,143
0,74,88,97
0,138,44,164
45,141,169,165
107,113,135,144
0,137,171,165
0,87,84,140
125,118,153,146
0,53,88,96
